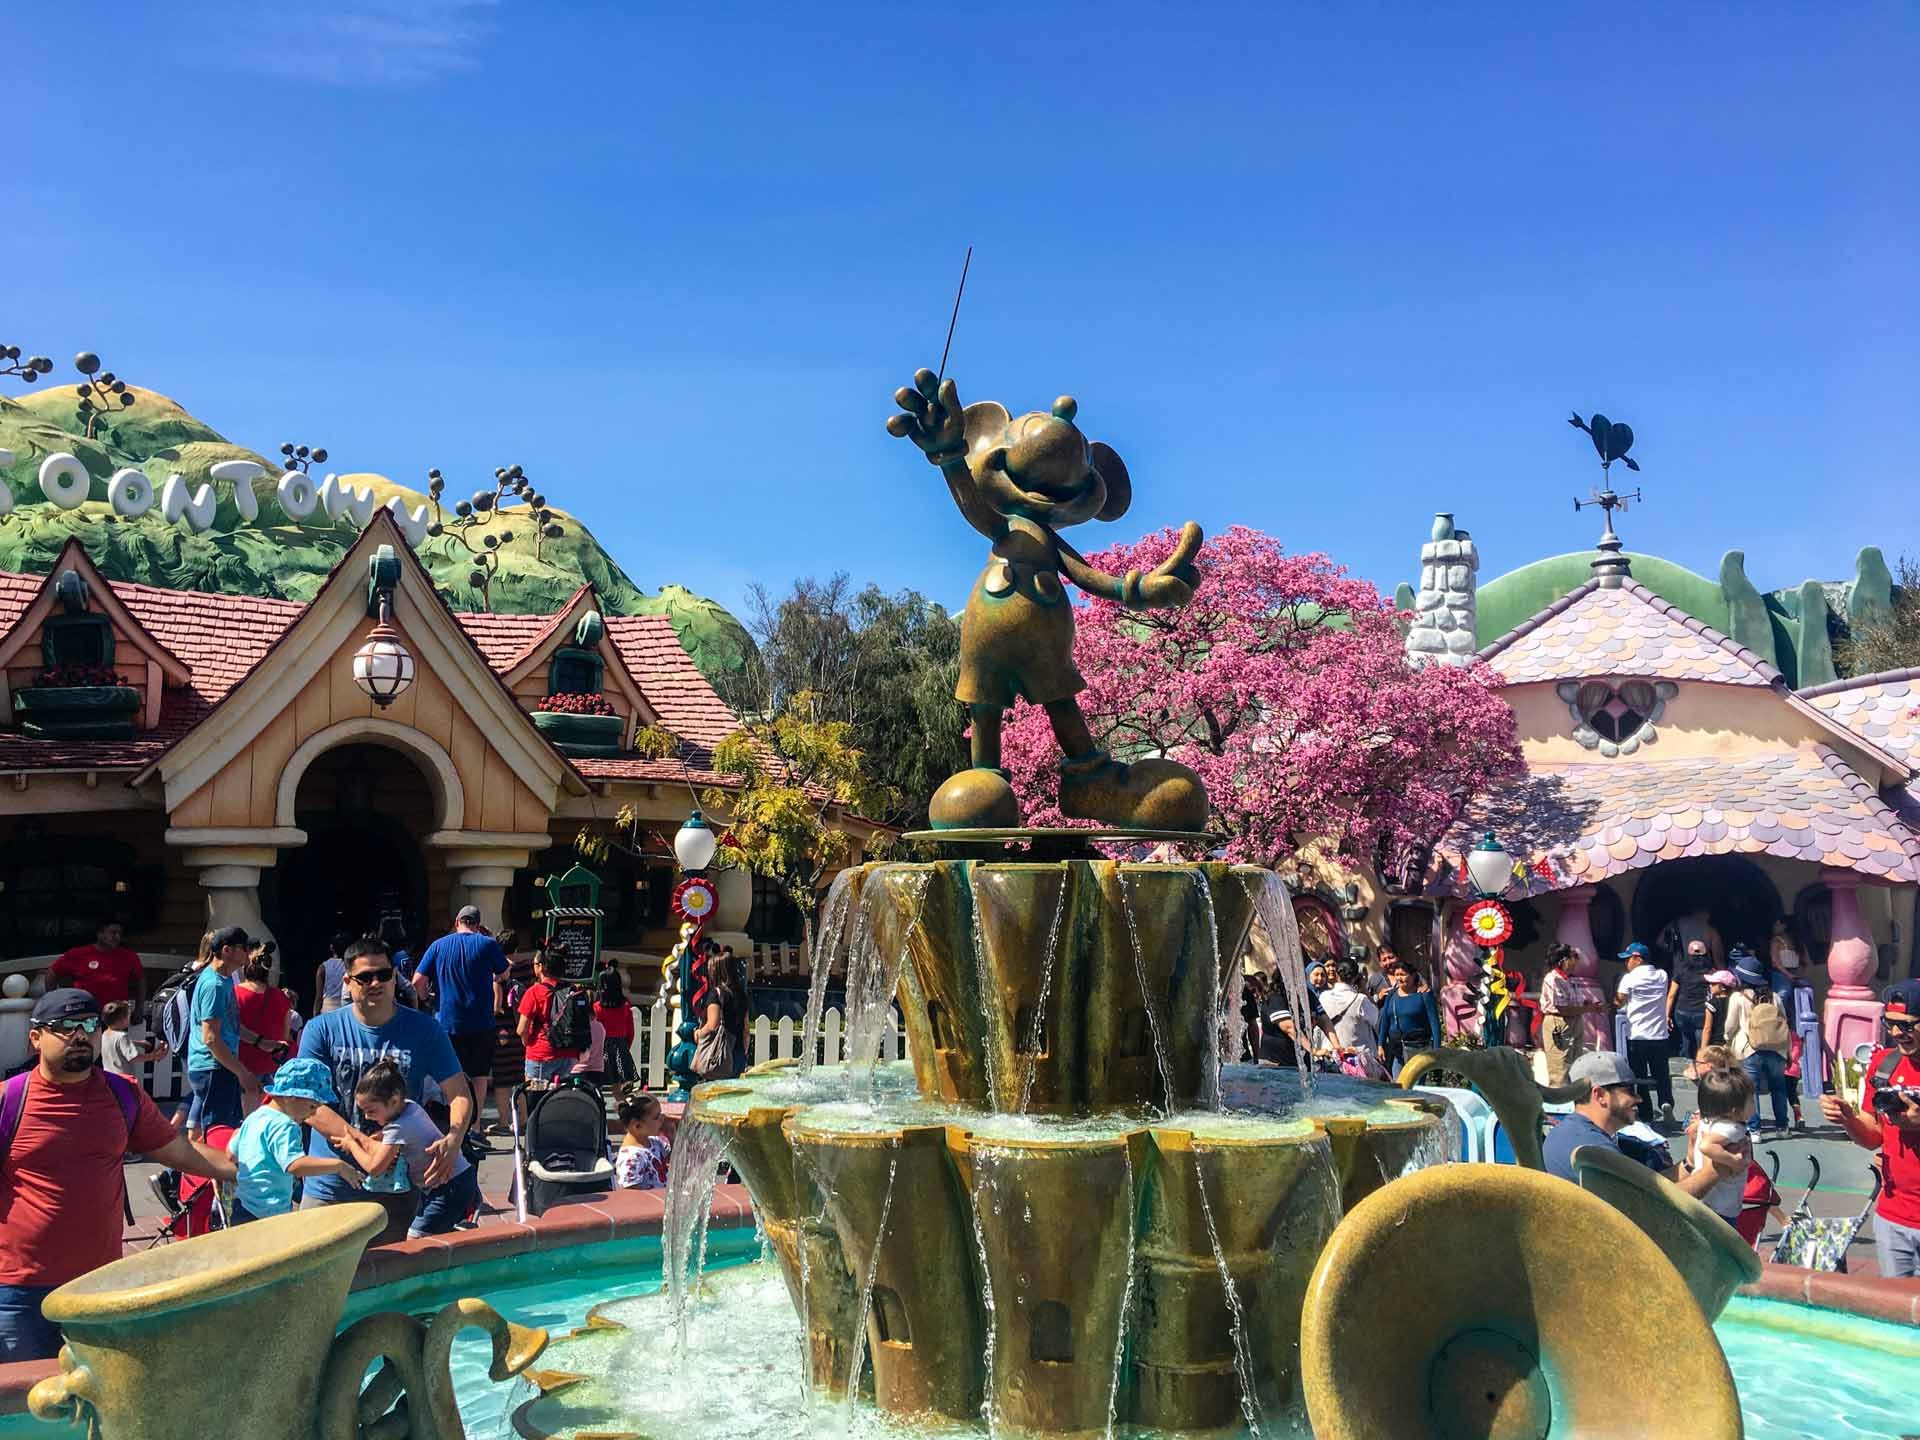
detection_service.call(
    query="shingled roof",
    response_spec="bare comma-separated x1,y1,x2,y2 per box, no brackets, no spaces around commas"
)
1478,577,1782,687
0,564,742,784
1433,745,1920,894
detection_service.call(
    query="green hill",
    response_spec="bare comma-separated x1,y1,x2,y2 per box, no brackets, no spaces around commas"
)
0,386,753,683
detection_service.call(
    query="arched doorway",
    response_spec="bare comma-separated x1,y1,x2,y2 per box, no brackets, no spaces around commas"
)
1630,855,1782,967
263,743,431,1009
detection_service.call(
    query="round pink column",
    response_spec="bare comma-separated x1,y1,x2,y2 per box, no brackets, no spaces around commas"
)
1819,870,1882,1066
1438,905,1481,1039
1554,884,1613,1050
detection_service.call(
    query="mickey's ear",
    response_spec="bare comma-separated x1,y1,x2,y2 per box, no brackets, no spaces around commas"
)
961,401,1011,460
1091,441,1131,522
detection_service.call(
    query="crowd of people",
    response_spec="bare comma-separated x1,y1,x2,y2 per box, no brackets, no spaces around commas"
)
0,906,756,1363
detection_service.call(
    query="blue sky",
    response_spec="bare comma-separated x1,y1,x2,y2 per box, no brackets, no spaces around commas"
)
5,3,1915,618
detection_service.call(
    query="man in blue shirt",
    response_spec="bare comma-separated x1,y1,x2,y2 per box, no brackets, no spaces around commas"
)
1543,1051,1741,1199
297,937,471,1234
413,905,510,1124
184,926,260,1137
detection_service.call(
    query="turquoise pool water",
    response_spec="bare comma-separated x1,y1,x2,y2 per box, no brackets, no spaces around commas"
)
6,1236,1916,1438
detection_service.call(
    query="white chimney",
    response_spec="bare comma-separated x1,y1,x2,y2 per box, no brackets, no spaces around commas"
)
1406,512,1480,668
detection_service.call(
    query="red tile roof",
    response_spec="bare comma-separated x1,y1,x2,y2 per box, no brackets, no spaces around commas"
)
0,572,303,771
0,567,743,783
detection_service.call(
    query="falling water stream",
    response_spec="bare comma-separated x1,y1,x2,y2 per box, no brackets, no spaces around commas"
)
966,872,1004,1104
659,1116,731,1369
844,870,930,1093
1015,874,1072,1115
1194,871,1225,1111
1241,871,1314,1097
842,1144,901,1415
1103,1143,1139,1440
968,1150,1003,1440
1192,1149,1264,1437
1118,870,1178,1115
801,868,860,1076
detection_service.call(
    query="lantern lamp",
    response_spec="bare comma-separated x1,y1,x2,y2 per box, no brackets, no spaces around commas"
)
352,622,414,707
1465,831,1514,899
675,809,718,873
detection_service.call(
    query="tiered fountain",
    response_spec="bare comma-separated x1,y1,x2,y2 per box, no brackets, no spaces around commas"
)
516,370,1748,1440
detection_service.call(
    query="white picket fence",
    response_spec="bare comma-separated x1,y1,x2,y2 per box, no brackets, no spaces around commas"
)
138,997,905,1104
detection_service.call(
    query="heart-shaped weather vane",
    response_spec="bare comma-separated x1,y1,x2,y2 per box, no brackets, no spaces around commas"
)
1569,411,1644,545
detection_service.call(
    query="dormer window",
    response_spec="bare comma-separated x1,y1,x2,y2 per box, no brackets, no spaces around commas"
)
1559,679,1675,757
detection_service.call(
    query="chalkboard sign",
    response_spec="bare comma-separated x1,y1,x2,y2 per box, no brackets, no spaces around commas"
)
541,863,603,985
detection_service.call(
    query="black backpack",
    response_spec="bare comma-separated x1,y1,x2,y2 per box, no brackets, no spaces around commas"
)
149,965,201,1055
547,982,593,1053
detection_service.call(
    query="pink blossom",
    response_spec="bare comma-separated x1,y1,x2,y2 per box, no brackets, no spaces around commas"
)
1003,525,1522,870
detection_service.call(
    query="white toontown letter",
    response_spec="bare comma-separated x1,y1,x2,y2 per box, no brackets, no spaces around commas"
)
38,453,90,509
209,459,266,521
317,473,377,526
276,468,318,520
108,468,154,517
161,473,217,531
385,495,431,546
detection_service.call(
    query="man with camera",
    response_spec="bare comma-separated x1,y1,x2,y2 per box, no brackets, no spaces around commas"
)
1821,996,1920,1277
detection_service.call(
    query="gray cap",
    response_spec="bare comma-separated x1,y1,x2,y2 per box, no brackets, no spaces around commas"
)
1568,1051,1636,1090
455,904,483,924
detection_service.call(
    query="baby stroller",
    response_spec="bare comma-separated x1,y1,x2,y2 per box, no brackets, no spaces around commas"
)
1770,1154,1882,1273
141,1123,235,1244
509,1076,612,1219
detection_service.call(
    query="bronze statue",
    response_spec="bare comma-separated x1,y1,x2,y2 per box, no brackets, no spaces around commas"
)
887,368,1208,831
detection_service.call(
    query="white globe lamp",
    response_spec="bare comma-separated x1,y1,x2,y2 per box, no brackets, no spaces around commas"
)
675,810,719,873
1465,831,1514,899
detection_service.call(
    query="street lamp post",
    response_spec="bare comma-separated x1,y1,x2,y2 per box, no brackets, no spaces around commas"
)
1461,831,1518,1048
665,811,719,1098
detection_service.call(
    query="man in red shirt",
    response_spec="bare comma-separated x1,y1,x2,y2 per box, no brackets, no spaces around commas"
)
1822,997,1920,1277
0,989,235,1362
47,918,146,1009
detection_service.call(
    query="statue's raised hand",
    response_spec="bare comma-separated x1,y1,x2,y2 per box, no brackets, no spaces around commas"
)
1131,521,1204,608
886,368,969,467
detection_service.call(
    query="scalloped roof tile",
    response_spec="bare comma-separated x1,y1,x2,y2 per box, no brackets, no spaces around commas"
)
1433,745,1920,892
1799,668,1920,771
1477,577,1782,687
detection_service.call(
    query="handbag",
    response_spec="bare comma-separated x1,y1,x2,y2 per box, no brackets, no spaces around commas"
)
692,1025,738,1079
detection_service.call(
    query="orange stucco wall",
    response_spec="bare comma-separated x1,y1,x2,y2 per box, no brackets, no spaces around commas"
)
1503,678,1890,785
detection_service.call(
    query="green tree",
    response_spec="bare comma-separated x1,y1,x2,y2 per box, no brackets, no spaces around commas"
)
706,691,874,963
1837,555,1920,676
717,574,966,830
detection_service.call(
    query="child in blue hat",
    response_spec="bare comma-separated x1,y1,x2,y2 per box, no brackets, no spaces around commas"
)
226,1058,363,1223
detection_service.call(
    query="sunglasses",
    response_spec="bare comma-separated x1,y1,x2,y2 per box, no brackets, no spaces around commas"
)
346,968,395,986
42,1016,102,1037
1887,1020,1918,1035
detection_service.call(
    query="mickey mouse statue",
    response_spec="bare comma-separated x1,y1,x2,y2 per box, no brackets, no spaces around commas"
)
888,368,1208,832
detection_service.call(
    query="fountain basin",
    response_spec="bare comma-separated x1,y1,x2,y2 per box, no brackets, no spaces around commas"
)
685,1062,1445,1435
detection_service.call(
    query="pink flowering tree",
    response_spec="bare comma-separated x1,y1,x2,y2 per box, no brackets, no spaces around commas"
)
1002,525,1522,871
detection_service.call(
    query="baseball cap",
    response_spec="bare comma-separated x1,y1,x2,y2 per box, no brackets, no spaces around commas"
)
1704,969,1737,987
30,987,103,1026
1617,942,1649,960
1685,939,1708,954
263,1058,338,1106
1569,1051,1637,1089
455,904,483,924
210,924,252,952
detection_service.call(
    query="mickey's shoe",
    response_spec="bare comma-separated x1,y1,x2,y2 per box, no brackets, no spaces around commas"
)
930,767,1021,829
1057,751,1207,831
